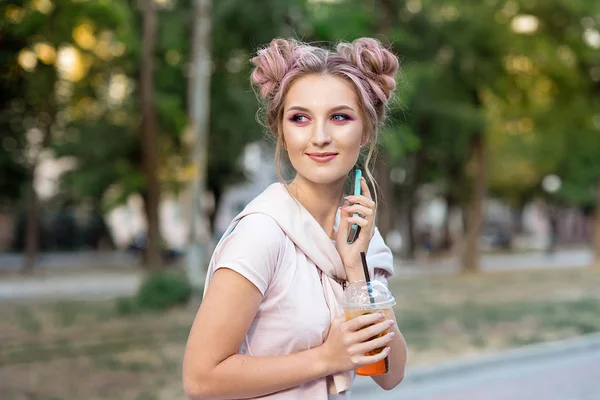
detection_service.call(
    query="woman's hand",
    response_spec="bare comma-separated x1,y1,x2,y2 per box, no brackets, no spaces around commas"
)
319,312,395,375
335,176,376,280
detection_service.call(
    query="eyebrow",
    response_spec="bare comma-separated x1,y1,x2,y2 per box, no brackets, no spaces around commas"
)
286,105,356,113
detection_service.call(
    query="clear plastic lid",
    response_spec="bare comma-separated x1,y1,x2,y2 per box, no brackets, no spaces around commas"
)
341,280,396,310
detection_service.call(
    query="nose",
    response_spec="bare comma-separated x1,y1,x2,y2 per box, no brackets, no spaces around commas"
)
310,120,332,147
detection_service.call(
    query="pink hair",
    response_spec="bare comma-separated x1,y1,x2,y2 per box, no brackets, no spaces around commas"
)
250,38,399,138
249,38,400,192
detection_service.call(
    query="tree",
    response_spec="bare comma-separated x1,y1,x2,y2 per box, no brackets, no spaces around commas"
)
489,0,600,262
52,0,186,268
0,19,28,207
206,0,315,229
1,0,130,270
139,0,161,268
186,0,212,287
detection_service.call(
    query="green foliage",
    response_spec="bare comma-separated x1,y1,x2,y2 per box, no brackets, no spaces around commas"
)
116,270,193,314
135,270,193,311
206,0,316,194
2,0,600,241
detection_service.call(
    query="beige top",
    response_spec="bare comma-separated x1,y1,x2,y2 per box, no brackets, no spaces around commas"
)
205,183,394,399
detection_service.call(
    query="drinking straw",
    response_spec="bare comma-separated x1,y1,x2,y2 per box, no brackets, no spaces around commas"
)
360,251,376,305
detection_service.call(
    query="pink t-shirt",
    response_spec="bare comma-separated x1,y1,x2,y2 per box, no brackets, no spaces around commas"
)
212,211,391,399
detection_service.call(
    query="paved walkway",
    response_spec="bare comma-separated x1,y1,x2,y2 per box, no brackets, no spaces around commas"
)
400,248,595,276
0,272,143,301
0,248,596,301
0,251,136,271
0,248,595,274
352,334,600,400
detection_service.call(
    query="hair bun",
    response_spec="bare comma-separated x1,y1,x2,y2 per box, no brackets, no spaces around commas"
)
337,38,399,102
250,39,300,100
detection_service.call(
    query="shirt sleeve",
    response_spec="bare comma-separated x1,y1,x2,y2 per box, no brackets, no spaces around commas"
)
367,227,394,287
212,213,285,295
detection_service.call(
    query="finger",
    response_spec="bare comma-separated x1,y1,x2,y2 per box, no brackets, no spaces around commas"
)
354,331,395,354
340,202,353,219
360,177,373,202
346,215,369,227
354,346,391,366
344,204,373,217
338,205,351,240
343,312,385,332
345,195,376,209
353,319,395,343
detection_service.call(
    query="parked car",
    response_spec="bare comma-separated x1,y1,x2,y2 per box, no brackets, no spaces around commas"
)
480,222,512,250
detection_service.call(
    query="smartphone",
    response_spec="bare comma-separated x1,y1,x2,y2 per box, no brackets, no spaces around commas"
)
346,169,362,244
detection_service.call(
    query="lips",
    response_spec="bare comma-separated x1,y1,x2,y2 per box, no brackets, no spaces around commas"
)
306,152,338,163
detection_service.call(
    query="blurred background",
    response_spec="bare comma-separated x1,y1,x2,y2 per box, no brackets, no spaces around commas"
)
1,0,600,399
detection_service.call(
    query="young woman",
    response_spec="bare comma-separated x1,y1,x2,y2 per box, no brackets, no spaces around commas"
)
183,37,408,400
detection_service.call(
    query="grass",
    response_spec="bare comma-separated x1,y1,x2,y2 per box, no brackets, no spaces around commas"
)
0,267,599,399
390,267,600,364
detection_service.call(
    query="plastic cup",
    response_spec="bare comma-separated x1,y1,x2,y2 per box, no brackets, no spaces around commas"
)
340,280,396,376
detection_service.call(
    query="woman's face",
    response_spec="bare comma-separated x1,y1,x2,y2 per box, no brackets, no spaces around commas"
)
281,74,365,187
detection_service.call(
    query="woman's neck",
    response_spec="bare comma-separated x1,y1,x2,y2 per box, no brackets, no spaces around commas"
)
288,177,346,239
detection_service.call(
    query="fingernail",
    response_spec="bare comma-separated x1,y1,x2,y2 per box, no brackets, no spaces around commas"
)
388,320,395,326
388,332,395,339
377,314,385,320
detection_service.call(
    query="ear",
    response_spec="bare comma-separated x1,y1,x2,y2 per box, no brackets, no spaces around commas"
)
361,133,369,147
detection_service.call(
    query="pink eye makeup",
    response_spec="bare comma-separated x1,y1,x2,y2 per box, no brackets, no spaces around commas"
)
331,113,354,123
287,112,356,125
289,114,311,125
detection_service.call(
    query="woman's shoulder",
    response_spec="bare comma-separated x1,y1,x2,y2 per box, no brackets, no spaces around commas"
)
212,213,287,295
217,213,288,262
232,213,285,241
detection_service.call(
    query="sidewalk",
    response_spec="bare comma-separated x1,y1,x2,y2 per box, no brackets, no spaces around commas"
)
0,248,596,302
351,332,600,399
396,248,595,276
0,271,143,302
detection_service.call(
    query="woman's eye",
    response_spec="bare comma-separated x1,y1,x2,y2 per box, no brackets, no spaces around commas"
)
332,114,351,122
291,114,309,123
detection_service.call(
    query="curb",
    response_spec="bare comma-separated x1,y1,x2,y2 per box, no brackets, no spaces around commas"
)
352,332,600,393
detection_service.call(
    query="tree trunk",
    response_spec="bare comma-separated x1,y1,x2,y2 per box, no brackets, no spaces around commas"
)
140,0,161,269
208,182,222,235
21,104,53,274
185,0,213,289
375,154,394,239
406,191,417,259
404,120,430,259
22,175,39,273
380,0,396,34
441,194,455,253
512,198,526,234
593,184,600,265
373,0,398,241
462,134,487,273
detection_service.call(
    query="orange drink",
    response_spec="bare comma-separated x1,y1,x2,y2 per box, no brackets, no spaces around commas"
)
340,280,396,377
344,308,393,376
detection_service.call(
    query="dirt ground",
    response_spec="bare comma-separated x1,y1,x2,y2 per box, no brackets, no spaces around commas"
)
1,267,600,400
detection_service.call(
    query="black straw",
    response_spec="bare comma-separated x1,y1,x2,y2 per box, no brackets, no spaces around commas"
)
360,252,376,305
